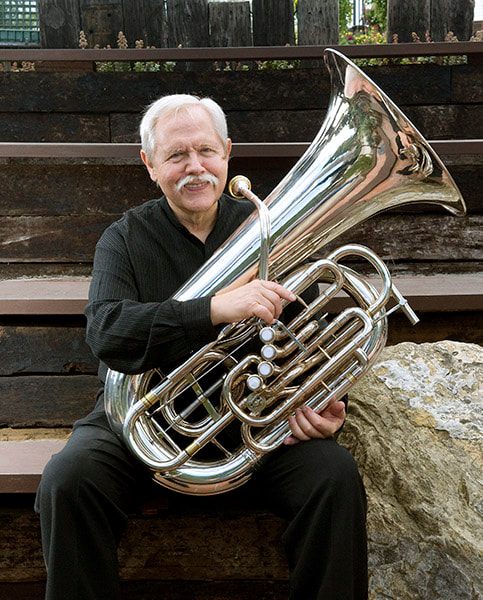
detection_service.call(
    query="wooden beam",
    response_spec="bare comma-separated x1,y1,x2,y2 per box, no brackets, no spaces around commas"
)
1,139,482,159
0,275,481,315
0,41,480,63
0,279,89,315
0,440,67,493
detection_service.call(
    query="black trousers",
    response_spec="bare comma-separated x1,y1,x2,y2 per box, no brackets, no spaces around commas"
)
35,398,368,600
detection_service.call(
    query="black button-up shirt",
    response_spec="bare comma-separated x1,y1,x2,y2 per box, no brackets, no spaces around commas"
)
85,194,254,379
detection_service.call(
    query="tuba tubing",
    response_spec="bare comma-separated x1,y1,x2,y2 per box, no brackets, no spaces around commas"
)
104,48,466,496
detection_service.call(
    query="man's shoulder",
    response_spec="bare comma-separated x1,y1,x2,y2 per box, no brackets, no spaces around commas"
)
98,197,165,247
110,197,165,230
120,197,165,223
218,193,254,219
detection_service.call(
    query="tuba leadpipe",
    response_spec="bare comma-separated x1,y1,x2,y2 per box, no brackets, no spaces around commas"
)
104,48,466,495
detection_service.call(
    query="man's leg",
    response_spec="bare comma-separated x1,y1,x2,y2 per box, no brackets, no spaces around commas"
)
253,438,368,600
35,406,152,600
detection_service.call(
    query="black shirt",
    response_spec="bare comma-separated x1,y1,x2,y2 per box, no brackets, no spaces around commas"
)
84,194,254,379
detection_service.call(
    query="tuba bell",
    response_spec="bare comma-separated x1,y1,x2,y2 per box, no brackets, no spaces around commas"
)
104,49,466,495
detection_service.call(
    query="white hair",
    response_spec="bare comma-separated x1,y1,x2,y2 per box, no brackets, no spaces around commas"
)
139,94,229,163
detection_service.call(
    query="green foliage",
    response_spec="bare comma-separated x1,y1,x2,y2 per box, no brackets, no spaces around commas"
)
364,0,387,32
339,27,386,47
339,0,353,34
255,59,299,70
95,60,165,72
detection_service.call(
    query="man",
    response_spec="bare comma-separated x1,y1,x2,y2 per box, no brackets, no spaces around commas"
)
35,94,368,599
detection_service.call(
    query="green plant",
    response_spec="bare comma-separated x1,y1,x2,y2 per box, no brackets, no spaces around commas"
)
339,26,416,65
255,59,299,70
364,0,387,32
339,0,353,34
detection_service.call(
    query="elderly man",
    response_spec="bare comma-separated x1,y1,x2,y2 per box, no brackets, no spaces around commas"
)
35,94,368,600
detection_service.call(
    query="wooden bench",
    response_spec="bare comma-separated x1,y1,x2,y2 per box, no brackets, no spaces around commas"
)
0,436,290,600
1,133,482,495
0,273,482,319
0,439,67,494
0,263,481,496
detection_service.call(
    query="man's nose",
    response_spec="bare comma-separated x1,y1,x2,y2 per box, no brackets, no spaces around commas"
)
185,151,205,172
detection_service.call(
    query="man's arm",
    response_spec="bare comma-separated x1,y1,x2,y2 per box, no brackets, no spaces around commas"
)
85,237,218,375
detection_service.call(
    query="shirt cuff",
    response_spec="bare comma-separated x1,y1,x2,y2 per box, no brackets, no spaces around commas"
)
180,295,218,346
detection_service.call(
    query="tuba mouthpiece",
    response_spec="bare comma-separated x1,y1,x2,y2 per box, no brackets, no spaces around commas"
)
229,175,251,198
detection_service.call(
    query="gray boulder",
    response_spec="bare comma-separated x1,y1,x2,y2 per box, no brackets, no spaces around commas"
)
340,341,483,600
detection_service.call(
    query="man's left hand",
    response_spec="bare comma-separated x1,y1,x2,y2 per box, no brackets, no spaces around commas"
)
284,401,346,445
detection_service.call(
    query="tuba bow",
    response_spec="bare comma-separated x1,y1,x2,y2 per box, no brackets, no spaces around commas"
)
104,49,466,495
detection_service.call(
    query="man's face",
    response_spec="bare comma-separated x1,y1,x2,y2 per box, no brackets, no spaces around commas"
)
142,105,231,222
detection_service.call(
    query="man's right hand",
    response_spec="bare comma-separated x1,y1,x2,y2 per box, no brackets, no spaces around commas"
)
210,280,296,325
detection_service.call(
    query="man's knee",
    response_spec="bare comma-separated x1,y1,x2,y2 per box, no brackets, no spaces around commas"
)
35,445,89,515
287,439,365,509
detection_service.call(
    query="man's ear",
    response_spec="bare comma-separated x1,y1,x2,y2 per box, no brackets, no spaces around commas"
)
226,138,232,159
140,150,157,183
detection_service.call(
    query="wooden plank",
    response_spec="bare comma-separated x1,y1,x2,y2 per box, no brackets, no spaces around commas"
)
208,1,252,48
0,580,290,600
386,311,483,347
402,105,483,141
0,440,67,493
118,510,288,581
252,0,295,46
2,139,482,160
0,279,90,314
0,213,479,263
0,375,100,427
0,324,97,375
0,42,481,63
430,0,475,43
79,0,124,49
0,164,153,216
297,0,339,46
120,580,289,599
166,0,209,48
0,214,117,262
38,0,82,49
0,170,478,241
121,0,166,48
0,263,93,281
0,144,144,159
0,274,481,316
387,0,431,43
0,155,479,217
0,66,460,113
0,113,110,143
0,70,316,113
0,497,288,582
452,64,483,104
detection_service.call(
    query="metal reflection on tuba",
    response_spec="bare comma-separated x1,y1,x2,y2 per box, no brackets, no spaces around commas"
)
104,49,466,495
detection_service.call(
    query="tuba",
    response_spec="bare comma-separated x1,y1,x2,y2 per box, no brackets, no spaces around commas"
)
104,49,466,495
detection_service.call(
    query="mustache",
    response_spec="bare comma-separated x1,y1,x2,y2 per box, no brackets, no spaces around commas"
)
176,173,219,191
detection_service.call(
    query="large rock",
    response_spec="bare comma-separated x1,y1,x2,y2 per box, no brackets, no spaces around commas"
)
340,341,483,600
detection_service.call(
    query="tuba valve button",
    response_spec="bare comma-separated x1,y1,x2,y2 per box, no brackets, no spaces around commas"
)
247,374,263,391
261,344,277,360
259,326,276,343
258,361,274,378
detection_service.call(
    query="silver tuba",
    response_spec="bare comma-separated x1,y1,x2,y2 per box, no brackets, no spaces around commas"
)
104,49,466,495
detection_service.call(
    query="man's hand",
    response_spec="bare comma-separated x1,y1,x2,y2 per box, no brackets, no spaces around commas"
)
211,279,296,325
284,401,346,445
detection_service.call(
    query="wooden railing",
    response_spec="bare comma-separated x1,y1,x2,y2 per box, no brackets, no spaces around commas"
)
1,139,482,160
0,41,481,65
